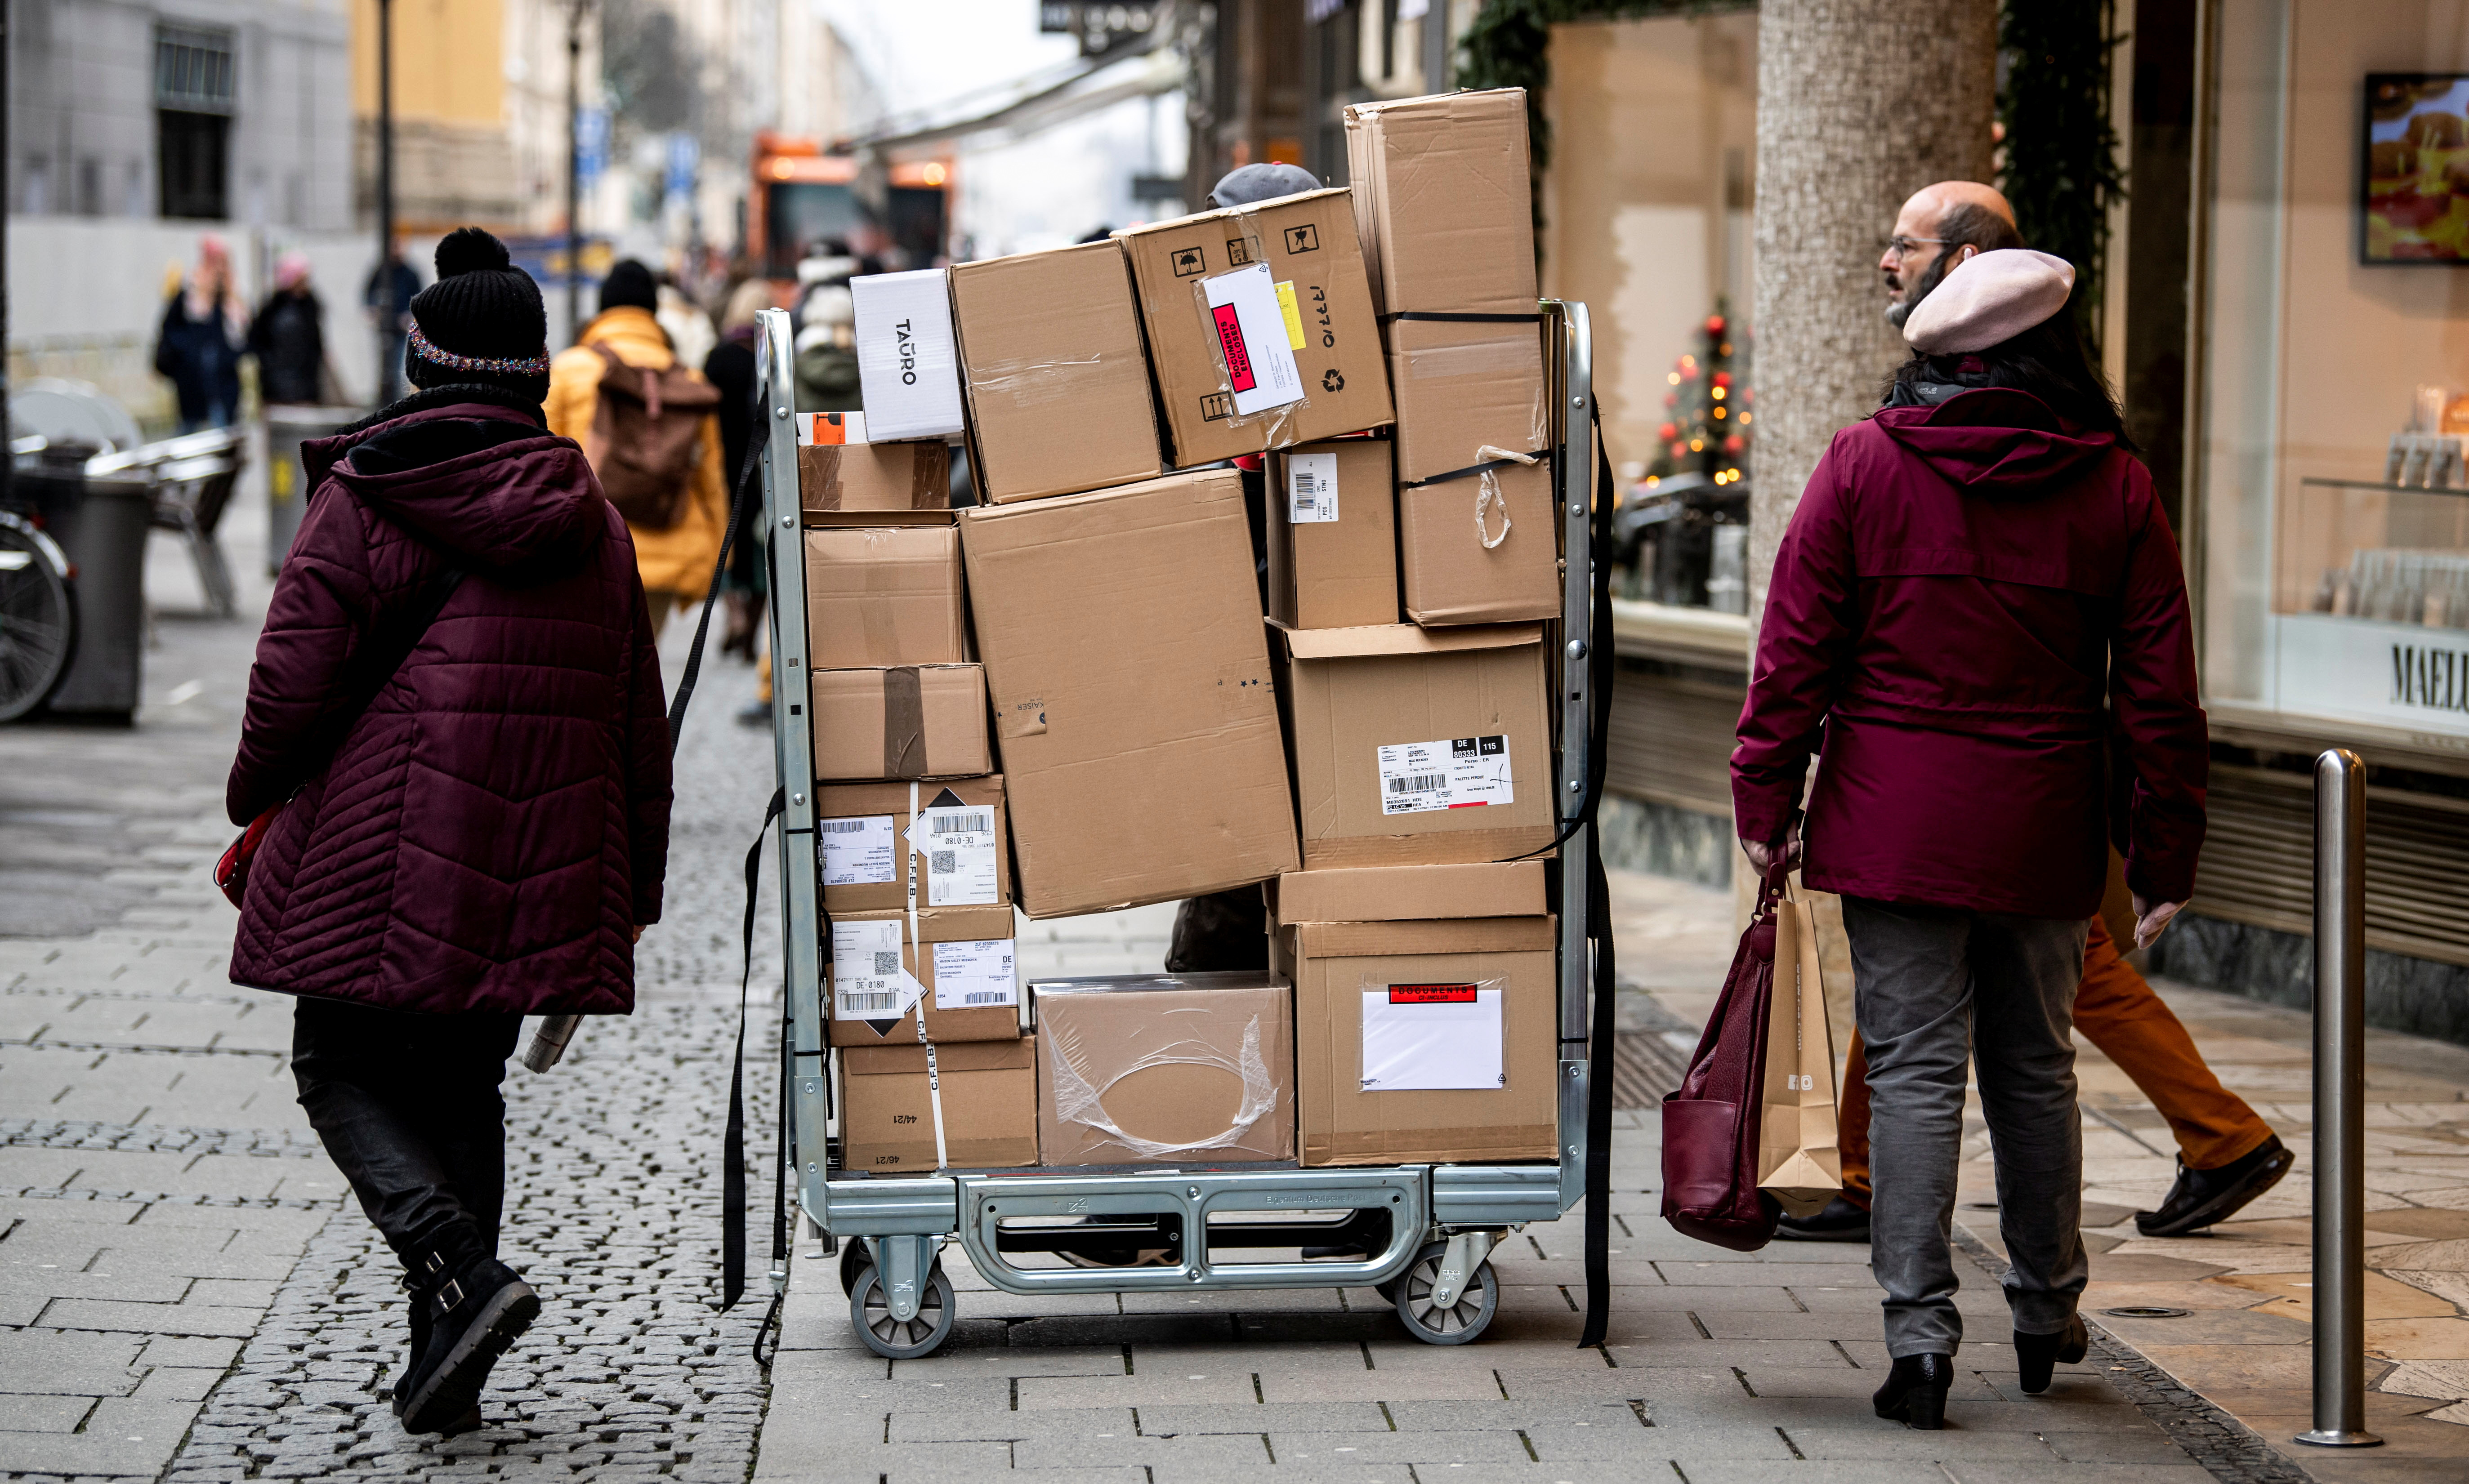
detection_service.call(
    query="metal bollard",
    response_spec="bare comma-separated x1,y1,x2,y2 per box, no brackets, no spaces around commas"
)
2295,749,2382,1449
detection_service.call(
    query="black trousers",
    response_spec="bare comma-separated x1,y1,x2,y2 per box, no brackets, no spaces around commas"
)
291,998,523,1267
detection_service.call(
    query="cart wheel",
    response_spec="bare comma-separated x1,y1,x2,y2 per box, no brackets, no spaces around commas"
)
839,1238,874,1296
850,1262,956,1359
1393,1241,1497,1345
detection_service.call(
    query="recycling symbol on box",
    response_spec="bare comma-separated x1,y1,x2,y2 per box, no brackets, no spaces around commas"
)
1321,369,1345,393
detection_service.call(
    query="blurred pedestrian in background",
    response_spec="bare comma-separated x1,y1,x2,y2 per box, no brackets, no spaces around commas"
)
226,227,671,1438
153,234,248,433
704,278,771,690
656,272,717,373
365,240,421,406
548,258,729,637
790,244,861,415
248,251,335,407
1732,245,2206,1429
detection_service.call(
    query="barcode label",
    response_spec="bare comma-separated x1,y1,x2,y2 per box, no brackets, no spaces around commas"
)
911,805,1000,907
933,939,1017,1011
821,819,871,833
1286,450,1338,523
830,918,922,1021
872,950,900,975
839,990,899,1015
961,991,1009,1005
930,850,957,874
1377,736,1514,816
930,812,991,834
819,815,897,887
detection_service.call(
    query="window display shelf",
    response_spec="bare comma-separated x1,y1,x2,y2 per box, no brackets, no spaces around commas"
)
2272,473,2469,735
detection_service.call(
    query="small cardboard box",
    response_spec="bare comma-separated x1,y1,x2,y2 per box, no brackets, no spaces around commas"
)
817,777,1010,913
1343,89,1539,319
950,241,1163,503
1286,915,1558,1167
852,269,964,441
1383,318,1549,486
798,441,952,525
1396,454,1560,625
1116,188,1393,468
1281,623,1554,867
960,469,1299,916
826,903,1021,1048
811,664,991,781
803,526,968,669
840,1035,1038,1171
1272,860,1548,925
1030,974,1294,1165
1268,439,1399,629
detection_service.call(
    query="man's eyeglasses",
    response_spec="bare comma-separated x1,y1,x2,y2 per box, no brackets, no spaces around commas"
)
1881,235,1949,260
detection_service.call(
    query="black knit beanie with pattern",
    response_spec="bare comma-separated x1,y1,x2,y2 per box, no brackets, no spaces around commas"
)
405,227,551,404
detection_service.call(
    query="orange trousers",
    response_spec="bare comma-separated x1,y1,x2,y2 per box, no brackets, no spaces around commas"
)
1837,914,2273,1207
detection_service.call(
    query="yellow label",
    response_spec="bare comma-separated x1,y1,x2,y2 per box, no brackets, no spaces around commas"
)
1275,280,1306,351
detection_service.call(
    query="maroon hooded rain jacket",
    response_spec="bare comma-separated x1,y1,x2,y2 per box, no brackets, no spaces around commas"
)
1732,388,2206,920
227,401,671,1015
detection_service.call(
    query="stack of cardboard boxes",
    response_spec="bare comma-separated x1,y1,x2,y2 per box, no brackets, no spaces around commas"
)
809,87,1564,1175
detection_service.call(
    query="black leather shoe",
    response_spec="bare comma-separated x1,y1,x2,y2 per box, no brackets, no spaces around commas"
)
2015,1312,2089,1394
398,1233,538,1436
391,1274,481,1433
1872,1353,1954,1429
2134,1135,2293,1238
1776,1195,1871,1242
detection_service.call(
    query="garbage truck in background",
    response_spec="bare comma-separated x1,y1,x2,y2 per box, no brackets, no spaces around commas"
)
747,132,953,284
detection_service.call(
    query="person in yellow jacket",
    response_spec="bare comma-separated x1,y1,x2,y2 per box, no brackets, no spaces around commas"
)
546,260,728,635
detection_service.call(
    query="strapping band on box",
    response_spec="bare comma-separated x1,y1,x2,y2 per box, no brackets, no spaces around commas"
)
906,781,950,1170
1047,1014,1280,1159
1400,445,1548,491
1377,311,1545,324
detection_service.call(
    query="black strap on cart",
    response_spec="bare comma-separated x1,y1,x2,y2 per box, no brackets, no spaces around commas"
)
1575,421,1622,1347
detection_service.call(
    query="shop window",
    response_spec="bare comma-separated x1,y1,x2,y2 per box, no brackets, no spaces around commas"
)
155,25,235,221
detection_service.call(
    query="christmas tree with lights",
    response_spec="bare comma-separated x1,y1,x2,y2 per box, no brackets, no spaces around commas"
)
1643,300,1751,491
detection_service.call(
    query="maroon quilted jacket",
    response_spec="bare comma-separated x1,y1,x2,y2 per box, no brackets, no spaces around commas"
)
227,400,671,1015
1733,388,2206,920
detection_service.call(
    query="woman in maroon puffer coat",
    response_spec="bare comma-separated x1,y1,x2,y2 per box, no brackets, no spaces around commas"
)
227,227,670,1436
1732,250,2206,1428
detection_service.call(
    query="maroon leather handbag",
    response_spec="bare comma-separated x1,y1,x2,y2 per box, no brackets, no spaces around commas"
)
1660,862,1786,1252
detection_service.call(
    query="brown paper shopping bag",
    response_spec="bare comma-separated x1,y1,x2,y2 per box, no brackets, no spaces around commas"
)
1757,880,1842,1218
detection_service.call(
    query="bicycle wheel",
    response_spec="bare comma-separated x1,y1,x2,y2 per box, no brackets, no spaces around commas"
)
0,518,76,723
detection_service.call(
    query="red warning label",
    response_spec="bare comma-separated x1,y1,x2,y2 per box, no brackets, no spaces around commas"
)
1388,983,1479,1004
1211,302,1256,392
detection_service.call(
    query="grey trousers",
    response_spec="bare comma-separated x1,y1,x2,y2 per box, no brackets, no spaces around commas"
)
1842,896,2089,1358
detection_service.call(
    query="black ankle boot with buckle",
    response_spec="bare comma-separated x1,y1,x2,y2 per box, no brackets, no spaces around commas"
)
396,1223,539,1436
2015,1312,2089,1395
1872,1353,1954,1429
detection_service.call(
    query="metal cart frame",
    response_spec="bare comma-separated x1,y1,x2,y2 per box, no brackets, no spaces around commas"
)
749,300,1600,1356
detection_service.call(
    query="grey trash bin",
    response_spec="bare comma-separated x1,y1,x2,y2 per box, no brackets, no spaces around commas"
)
41,467,153,723
264,405,359,573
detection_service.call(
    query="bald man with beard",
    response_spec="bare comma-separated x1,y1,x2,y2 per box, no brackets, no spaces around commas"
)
1772,180,2292,1247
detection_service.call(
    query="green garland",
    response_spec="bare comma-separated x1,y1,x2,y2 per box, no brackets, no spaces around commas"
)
1997,1,2126,352
1457,0,2125,347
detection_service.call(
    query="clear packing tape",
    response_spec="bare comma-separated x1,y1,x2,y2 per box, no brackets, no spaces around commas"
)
968,353,1106,410
1185,202,1311,451
1045,1013,1280,1159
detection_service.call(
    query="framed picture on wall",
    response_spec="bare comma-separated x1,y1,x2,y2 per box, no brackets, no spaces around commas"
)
2365,73,2469,263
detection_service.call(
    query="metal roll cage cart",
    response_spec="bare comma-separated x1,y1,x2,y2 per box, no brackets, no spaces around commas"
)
750,301,1603,1359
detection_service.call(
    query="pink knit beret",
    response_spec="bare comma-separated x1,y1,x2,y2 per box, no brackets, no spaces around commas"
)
1902,249,2076,354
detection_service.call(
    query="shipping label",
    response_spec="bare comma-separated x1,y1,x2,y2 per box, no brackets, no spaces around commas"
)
818,815,897,886
1286,451,1339,524
906,803,1000,906
1200,263,1304,416
830,918,925,1021
1377,735,1514,815
931,939,1018,1010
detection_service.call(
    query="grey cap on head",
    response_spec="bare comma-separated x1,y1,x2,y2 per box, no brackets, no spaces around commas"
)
1206,163,1321,209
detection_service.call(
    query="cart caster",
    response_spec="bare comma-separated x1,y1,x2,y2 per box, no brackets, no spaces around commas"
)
1393,1238,1497,1345
850,1261,955,1359
839,1237,873,1296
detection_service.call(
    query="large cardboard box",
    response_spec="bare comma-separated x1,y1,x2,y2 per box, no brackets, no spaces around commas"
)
840,1036,1038,1171
1116,188,1393,468
817,777,1010,913
811,664,991,781
1286,916,1558,1166
799,441,952,525
960,470,1299,915
950,242,1163,503
803,526,967,669
1281,623,1554,867
1396,455,1560,625
1268,439,1398,629
1343,89,1538,319
826,903,1021,1048
1029,974,1294,1165
1273,860,1548,925
852,270,964,441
